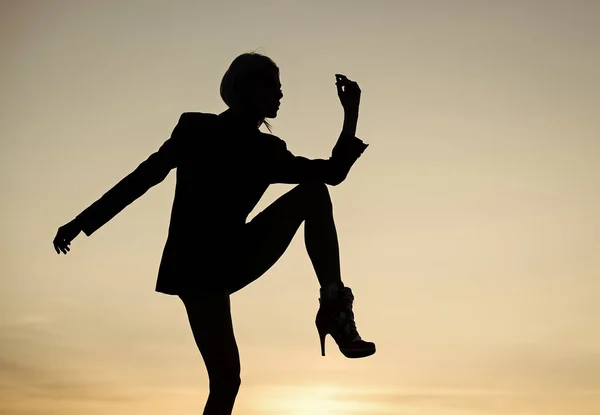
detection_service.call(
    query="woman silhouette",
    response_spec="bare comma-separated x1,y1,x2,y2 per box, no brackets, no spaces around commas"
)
53,52,375,415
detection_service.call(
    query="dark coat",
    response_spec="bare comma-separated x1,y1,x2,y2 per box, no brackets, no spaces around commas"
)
75,111,368,295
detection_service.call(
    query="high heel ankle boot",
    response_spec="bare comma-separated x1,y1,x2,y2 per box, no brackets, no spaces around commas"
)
315,284,376,358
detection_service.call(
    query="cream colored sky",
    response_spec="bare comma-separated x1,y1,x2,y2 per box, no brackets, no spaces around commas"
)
2,0,600,414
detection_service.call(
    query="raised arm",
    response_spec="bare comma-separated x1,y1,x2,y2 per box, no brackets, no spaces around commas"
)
267,75,368,187
74,113,189,236
266,119,368,186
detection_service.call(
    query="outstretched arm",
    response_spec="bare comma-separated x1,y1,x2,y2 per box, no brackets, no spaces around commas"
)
74,114,189,236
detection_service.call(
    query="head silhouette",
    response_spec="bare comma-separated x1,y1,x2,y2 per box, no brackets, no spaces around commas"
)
220,52,283,131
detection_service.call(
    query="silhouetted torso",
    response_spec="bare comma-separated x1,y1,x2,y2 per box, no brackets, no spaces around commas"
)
75,110,367,295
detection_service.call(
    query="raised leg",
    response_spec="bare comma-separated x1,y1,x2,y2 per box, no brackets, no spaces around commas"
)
227,182,342,294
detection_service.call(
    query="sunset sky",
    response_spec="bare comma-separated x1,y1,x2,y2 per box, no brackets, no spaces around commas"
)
2,1,600,414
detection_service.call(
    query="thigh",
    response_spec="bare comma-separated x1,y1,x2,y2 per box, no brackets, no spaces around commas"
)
179,290,240,377
227,185,308,294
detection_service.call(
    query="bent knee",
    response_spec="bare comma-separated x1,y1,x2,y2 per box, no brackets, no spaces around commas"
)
297,181,327,190
295,182,332,212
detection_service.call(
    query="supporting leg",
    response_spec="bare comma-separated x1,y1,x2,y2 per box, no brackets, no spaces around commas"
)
179,291,241,415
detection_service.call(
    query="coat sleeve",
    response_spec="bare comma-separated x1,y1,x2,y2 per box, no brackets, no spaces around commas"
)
265,132,369,186
75,113,190,236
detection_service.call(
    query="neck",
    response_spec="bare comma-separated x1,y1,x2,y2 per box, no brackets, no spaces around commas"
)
221,107,262,131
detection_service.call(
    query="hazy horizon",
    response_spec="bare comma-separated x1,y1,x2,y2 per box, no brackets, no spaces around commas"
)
2,1,600,414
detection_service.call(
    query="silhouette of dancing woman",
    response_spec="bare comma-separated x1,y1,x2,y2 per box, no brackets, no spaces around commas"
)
53,52,375,415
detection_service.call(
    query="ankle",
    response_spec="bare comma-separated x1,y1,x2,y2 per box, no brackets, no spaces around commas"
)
320,281,345,300
323,281,344,290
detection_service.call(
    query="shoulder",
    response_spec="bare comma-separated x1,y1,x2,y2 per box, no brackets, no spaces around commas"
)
178,111,218,125
172,112,219,138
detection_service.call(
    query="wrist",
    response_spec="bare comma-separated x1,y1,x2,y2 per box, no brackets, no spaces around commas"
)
342,116,358,137
71,216,82,231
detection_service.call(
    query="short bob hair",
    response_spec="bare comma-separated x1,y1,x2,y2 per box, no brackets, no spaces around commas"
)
220,51,279,132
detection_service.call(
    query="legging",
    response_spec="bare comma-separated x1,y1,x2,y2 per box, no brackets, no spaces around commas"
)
178,182,343,415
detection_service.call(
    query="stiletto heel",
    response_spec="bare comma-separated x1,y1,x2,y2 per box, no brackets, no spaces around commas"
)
317,325,327,356
315,285,376,359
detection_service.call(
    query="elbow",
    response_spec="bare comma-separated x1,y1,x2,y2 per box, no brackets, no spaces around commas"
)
325,159,351,186
326,171,347,187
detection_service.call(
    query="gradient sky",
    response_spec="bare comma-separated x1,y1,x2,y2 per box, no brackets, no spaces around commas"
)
2,1,600,414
